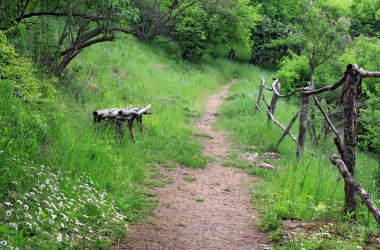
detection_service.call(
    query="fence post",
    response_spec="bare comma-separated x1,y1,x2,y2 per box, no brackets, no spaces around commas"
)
341,65,362,218
255,76,265,111
296,82,311,159
267,79,281,120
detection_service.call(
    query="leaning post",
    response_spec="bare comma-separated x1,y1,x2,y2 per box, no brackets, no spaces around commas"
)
267,79,281,120
296,82,311,159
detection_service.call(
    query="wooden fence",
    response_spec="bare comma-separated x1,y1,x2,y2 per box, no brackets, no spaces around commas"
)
255,64,380,223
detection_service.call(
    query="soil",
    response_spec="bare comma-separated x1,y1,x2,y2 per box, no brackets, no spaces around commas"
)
116,81,270,249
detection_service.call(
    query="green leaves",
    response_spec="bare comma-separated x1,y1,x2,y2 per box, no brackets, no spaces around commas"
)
174,0,261,62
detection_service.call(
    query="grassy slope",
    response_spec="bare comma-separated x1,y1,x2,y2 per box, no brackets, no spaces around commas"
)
45,37,273,220
218,80,379,248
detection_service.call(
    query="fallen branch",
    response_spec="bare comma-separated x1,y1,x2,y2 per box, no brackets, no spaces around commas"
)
330,154,380,225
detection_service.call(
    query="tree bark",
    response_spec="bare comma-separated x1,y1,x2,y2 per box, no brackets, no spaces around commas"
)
340,65,362,217
297,91,310,159
330,154,380,224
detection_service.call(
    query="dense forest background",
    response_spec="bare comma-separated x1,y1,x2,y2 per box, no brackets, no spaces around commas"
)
0,0,379,249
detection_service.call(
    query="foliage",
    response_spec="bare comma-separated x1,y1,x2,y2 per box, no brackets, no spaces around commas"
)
250,0,303,64
1,0,140,75
275,52,309,92
349,0,380,37
0,31,55,104
174,0,261,62
251,17,298,65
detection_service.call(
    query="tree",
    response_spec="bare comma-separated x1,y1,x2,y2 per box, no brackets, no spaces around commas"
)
297,3,350,89
173,0,261,62
1,0,141,76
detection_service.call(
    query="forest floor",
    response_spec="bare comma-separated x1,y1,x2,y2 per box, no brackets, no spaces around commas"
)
116,81,270,249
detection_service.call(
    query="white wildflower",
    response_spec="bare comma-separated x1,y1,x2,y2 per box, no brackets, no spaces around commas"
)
51,214,57,220
57,233,63,242
6,210,12,217
61,222,65,229
26,222,32,229
24,204,29,211
4,202,12,206
0,240,7,246
16,200,23,205
73,227,79,233
61,213,68,221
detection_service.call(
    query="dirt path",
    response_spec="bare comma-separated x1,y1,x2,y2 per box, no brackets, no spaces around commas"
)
117,81,269,249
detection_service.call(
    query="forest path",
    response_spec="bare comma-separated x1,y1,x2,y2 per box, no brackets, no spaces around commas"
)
117,81,269,249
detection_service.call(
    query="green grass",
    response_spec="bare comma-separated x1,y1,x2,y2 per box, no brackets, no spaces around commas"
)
217,79,380,248
1,34,276,248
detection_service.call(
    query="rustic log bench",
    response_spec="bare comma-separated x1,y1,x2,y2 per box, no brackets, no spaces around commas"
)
93,104,151,140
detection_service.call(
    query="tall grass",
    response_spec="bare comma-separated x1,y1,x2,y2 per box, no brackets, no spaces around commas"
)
1,35,276,248
46,37,275,222
217,78,379,246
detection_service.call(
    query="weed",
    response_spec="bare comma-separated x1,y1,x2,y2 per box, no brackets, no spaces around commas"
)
195,198,204,202
183,176,197,182
174,222,187,228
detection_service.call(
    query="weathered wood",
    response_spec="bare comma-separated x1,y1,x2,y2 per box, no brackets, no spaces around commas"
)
93,104,151,140
262,95,270,110
138,104,152,115
255,76,265,111
341,66,362,217
128,119,135,140
267,111,316,157
116,121,125,139
118,104,152,116
296,85,311,159
267,111,299,148
352,64,380,78
136,115,143,132
276,110,300,147
267,79,281,121
304,73,348,96
330,154,380,224
312,95,343,149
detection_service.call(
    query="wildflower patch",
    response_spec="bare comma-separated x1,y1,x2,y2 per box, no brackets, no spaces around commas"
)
0,164,128,249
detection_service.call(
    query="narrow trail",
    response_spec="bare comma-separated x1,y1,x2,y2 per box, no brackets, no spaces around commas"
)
118,81,269,249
